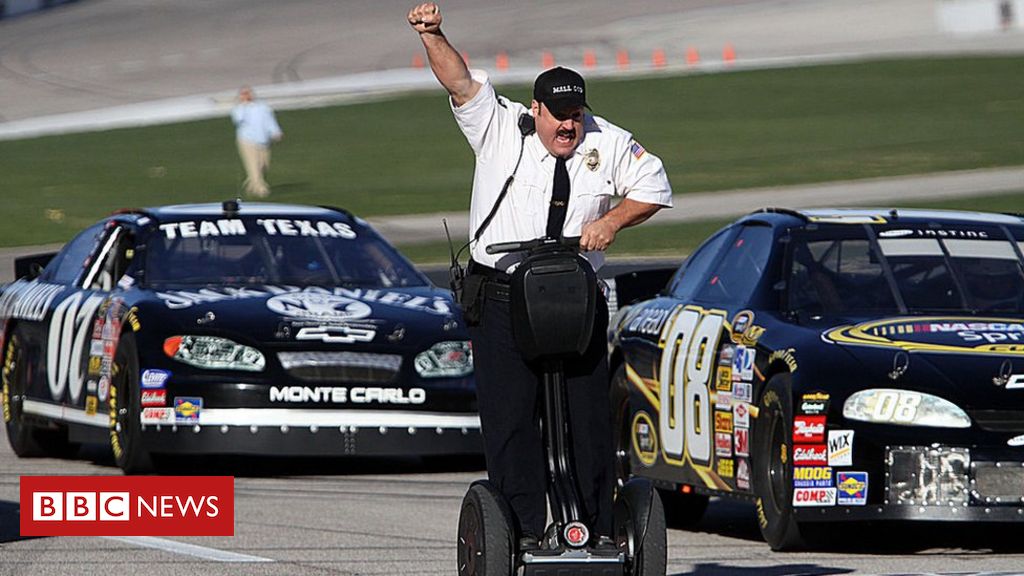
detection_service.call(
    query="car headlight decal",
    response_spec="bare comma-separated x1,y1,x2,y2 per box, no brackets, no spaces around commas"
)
414,341,473,378
163,335,265,372
842,388,970,428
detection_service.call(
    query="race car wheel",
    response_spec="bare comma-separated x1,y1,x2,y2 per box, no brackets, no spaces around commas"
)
614,479,666,576
611,363,633,489
110,332,154,474
457,481,514,576
3,331,46,457
752,373,805,551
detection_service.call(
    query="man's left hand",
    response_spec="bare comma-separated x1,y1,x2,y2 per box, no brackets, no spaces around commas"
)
580,219,617,251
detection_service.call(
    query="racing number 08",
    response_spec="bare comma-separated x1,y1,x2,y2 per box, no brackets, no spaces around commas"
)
658,307,724,466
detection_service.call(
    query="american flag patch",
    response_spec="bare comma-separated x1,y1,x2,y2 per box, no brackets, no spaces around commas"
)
630,140,646,159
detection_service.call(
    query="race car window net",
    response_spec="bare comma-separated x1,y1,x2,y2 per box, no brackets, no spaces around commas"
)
787,225,1024,316
143,220,427,288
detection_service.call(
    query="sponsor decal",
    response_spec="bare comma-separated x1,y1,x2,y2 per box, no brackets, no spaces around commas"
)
268,292,372,322
732,311,752,338
715,432,732,457
718,344,735,366
825,317,1024,356
268,386,426,405
140,369,171,390
88,355,102,376
140,389,167,407
736,459,750,490
254,219,357,239
793,487,837,507
716,366,733,391
716,459,734,478
626,306,673,337
20,475,233,536
793,416,826,443
799,391,830,415
294,325,376,344
768,348,798,373
878,228,988,239
732,345,755,382
733,382,752,403
714,411,734,434
793,466,833,488
836,472,868,505
734,427,749,457
141,407,174,425
84,396,98,416
632,412,658,466
828,430,854,466
156,285,451,316
733,402,750,428
793,444,828,465
715,390,733,410
0,281,65,322
159,219,247,239
174,397,202,422
97,377,110,404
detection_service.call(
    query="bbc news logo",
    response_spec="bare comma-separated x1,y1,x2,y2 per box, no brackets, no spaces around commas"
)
21,476,233,536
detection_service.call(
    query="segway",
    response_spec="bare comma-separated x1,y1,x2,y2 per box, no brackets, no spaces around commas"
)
457,238,667,576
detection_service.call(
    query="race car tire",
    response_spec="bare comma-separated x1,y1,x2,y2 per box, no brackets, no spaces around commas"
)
610,363,633,490
110,332,154,474
3,330,47,457
615,481,666,576
752,373,805,551
457,481,514,576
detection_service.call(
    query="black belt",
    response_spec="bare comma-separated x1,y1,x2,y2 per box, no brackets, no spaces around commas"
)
485,282,510,303
468,260,511,303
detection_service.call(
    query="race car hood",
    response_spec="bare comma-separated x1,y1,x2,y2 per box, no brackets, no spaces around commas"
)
818,315,1024,410
142,284,462,351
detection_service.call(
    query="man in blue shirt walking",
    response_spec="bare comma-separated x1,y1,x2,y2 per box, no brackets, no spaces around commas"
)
232,86,283,198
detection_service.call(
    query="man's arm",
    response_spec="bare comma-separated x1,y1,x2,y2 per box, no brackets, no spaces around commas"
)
407,2,480,106
580,198,663,252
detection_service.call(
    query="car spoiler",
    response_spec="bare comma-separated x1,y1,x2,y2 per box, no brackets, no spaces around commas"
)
612,266,677,308
14,252,58,280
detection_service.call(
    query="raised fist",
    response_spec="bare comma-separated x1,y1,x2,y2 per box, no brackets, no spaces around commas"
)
408,2,442,34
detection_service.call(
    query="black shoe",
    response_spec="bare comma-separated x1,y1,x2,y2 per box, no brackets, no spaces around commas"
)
518,535,541,553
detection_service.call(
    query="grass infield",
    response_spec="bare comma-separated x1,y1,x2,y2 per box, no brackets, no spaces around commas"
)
1,56,1021,247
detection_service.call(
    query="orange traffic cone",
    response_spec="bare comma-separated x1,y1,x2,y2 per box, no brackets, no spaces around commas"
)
412,54,425,69
616,50,630,70
723,43,736,64
496,51,509,71
686,47,700,67
652,48,666,68
542,51,555,69
583,50,597,69
461,51,470,66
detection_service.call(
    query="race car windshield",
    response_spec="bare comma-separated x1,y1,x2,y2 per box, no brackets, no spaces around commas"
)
788,227,1024,316
143,218,427,288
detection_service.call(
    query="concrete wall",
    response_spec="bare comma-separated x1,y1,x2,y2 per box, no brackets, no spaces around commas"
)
938,0,1024,33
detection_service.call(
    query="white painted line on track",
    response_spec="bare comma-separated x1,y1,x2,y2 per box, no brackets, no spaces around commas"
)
103,536,274,563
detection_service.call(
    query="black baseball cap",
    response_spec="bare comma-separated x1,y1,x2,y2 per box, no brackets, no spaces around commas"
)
533,67,589,116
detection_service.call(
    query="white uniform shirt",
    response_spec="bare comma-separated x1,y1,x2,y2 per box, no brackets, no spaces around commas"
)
452,70,673,272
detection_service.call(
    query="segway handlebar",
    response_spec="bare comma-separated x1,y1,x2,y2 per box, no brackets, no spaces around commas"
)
485,236,581,255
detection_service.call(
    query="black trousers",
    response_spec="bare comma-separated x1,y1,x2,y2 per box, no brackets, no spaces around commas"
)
468,274,614,539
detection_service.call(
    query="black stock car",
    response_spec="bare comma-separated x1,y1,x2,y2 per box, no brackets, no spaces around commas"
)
1,201,479,473
609,208,1024,549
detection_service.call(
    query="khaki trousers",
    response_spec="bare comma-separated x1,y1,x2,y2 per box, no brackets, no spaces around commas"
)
237,138,271,197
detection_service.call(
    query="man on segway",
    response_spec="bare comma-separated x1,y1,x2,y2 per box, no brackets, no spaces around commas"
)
407,3,673,572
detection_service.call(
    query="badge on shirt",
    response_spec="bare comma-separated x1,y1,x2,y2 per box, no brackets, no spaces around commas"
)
584,149,600,171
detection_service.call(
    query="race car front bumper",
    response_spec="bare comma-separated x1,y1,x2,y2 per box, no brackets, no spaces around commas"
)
794,444,1024,522
139,408,482,456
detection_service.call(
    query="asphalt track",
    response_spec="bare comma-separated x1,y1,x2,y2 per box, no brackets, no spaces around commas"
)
3,2,1024,574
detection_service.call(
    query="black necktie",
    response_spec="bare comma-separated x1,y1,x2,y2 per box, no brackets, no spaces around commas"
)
546,157,569,239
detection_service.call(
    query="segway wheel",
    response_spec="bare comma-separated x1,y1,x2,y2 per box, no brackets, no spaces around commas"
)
614,479,667,576
457,481,514,576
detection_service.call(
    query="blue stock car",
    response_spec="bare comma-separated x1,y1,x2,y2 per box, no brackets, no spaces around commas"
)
1,201,480,473
609,208,1024,549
